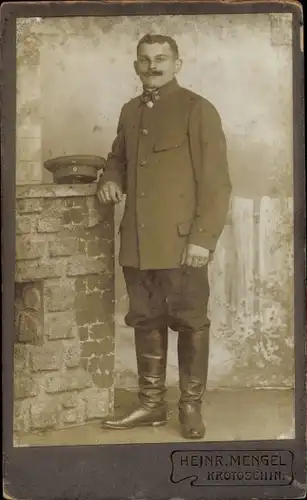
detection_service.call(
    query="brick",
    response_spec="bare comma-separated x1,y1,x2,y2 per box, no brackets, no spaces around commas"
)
44,280,75,312
62,409,78,424
18,310,43,344
14,343,29,372
87,356,100,374
14,373,37,399
16,161,42,184
74,397,86,424
61,393,78,409
78,238,87,254
45,311,76,340
89,323,104,340
66,255,107,277
78,326,89,341
29,342,63,371
37,217,62,233
77,290,103,308
80,357,89,371
45,368,92,393
64,342,81,368
14,291,23,340
14,286,23,307
64,198,86,210
87,219,113,238
85,208,102,230
42,198,67,215
90,324,114,344
75,291,113,326
63,207,85,226
96,354,114,387
85,195,101,214
86,274,113,293
92,370,113,389
30,399,60,430
22,282,42,311
83,222,113,241
81,340,108,358
86,238,112,258
79,236,112,259
75,276,86,294
16,216,31,234
15,260,66,281
83,387,109,420
49,237,79,257
97,336,114,355
17,198,44,214
16,235,46,260
14,401,31,433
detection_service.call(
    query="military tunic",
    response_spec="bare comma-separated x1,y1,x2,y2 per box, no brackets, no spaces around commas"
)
100,78,231,271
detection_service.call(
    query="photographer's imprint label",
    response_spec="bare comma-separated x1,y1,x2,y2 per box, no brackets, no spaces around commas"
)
170,450,293,486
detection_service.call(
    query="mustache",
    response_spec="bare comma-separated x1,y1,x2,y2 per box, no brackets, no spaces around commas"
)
144,70,163,76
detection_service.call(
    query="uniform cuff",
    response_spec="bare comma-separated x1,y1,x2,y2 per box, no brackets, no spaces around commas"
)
189,229,218,252
99,171,124,192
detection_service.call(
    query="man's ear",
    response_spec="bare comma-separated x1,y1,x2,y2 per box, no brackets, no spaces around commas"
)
134,60,140,75
175,58,183,74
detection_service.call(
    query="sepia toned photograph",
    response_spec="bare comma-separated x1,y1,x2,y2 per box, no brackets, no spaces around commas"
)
13,12,296,449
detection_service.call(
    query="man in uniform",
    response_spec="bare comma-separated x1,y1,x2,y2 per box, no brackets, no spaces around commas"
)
97,34,231,439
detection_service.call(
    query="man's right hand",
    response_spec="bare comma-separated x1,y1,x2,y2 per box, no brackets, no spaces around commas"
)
97,181,123,204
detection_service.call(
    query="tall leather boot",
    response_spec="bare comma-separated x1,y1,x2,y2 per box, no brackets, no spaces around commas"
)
177,329,210,439
101,326,168,429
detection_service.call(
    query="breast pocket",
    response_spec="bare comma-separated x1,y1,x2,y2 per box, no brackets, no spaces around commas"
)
153,131,188,152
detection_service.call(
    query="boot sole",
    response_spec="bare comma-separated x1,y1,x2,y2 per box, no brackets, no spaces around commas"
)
180,426,206,440
101,420,168,430
181,432,205,440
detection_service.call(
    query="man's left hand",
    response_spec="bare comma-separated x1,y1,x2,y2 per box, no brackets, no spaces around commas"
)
181,244,210,267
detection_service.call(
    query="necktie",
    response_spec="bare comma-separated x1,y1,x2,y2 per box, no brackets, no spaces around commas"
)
141,88,160,105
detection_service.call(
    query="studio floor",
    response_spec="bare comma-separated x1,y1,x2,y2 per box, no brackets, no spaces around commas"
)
16,388,294,447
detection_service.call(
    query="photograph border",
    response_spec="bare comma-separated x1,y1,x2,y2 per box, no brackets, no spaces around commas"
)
1,1,305,499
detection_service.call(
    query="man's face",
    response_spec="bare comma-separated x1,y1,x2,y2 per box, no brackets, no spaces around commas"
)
134,42,182,89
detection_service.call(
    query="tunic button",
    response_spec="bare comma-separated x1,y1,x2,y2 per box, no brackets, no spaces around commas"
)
139,192,146,197
141,128,149,135
140,160,147,167
140,223,145,229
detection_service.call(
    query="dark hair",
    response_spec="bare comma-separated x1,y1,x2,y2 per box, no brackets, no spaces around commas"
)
137,34,179,59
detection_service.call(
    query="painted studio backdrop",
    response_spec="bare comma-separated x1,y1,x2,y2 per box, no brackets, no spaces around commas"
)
14,14,294,441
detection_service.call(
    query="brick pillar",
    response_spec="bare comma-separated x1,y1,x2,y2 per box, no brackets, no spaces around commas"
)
14,185,115,437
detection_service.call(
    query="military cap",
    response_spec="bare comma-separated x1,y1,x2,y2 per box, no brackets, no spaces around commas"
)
44,155,106,184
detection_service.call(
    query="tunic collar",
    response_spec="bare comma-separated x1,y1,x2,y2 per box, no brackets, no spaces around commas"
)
140,78,180,106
